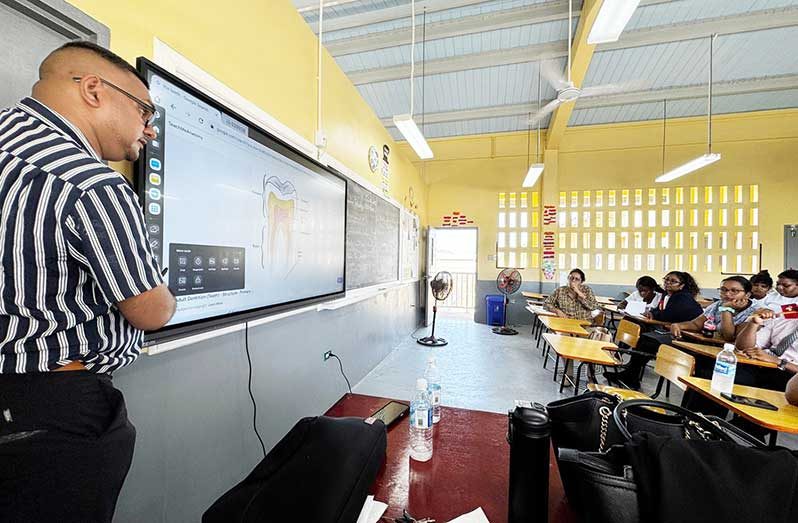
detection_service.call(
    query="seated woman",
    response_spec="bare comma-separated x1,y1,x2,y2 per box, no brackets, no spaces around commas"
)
645,271,704,323
618,275,664,312
669,276,756,343
750,270,776,307
760,269,798,313
605,271,703,389
543,268,599,322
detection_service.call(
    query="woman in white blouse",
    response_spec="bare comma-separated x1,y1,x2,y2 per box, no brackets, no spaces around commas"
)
761,269,798,313
619,275,664,312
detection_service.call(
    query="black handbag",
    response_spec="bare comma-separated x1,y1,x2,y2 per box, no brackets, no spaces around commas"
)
552,398,764,523
546,391,623,453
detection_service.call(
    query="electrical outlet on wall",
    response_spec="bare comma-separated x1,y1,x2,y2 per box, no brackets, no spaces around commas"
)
323,350,332,361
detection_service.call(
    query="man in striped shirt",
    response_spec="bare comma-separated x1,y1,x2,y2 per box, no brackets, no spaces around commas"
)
0,42,175,522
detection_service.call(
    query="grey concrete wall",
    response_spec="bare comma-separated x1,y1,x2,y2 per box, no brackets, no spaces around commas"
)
474,280,721,326
112,284,421,523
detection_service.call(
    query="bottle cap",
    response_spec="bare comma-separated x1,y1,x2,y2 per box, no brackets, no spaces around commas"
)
416,378,428,391
723,343,736,352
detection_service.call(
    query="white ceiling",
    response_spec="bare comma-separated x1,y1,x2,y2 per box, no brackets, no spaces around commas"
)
295,0,798,140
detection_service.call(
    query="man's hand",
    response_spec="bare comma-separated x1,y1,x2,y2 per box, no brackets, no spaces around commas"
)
555,309,568,318
670,323,683,338
569,282,585,299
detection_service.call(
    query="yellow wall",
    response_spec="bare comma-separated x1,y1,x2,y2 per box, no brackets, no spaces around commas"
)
415,108,798,285
67,0,427,225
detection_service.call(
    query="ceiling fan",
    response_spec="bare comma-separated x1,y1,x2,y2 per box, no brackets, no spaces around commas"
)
530,0,645,124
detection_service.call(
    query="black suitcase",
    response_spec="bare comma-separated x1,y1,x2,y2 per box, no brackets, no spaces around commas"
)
203,416,387,523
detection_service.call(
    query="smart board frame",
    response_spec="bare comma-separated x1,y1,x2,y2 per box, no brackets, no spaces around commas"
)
134,57,347,345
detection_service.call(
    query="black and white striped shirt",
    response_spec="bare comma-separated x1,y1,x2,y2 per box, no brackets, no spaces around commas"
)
0,98,163,374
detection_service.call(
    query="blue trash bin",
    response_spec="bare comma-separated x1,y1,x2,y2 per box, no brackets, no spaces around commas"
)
486,294,505,326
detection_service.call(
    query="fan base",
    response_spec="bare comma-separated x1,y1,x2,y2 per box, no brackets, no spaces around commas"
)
492,326,519,336
417,336,448,347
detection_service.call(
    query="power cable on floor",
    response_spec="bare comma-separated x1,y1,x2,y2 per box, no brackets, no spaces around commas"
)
244,322,267,459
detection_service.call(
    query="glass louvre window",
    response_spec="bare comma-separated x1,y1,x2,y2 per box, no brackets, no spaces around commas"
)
553,184,759,278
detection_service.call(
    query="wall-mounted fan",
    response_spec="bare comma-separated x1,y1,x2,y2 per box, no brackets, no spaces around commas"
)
529,0,644,125
493,268,522,336
418,271,453,347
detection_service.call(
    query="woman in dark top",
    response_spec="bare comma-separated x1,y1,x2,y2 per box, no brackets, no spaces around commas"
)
646,271,703,323
606,271,703,389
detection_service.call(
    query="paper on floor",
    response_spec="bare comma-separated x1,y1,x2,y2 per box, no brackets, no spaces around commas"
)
447,507,490,523
355,495,387,523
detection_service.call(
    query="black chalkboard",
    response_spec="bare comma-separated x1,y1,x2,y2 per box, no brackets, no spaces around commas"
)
346,180,400,290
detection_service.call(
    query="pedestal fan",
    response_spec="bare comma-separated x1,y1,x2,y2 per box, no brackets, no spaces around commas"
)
493,268,522,335
418,271,453,347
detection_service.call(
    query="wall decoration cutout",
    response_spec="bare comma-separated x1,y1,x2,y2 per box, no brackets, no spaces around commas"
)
403,185,420,215
380,144,391,195
542,231,556,280
441,211,474,227
543,205,557,225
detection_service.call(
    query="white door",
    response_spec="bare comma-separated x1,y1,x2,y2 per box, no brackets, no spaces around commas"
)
425,226,440,326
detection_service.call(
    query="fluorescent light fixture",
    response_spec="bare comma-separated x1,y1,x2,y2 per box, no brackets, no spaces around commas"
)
522,163,545,187
587,0,641,44
393,114,433,159
655,153,721,183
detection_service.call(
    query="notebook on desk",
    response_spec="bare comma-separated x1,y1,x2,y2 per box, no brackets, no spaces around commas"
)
623,301,647,317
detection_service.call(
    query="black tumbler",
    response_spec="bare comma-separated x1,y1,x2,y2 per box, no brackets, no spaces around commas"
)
507,402,551,523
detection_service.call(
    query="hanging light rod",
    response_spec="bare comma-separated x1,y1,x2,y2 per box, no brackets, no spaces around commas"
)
392,0,433,160
523,68,544,187
587,0,642,44
656,33,720,183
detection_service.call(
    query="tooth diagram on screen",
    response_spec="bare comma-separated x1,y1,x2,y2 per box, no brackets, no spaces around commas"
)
259,175,298,276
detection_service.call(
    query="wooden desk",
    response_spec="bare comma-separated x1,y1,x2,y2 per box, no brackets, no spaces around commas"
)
522,291,549,300
596,296,616,305
526,304,556,317
672,340,778,369
325,393,575,523
602,304,619,313
679,330,726,346
538,316,591,336
679,376,798,446
622,313,670,327
543,333,619,395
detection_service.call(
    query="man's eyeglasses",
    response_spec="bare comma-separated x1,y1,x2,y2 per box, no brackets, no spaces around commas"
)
72,76,156,126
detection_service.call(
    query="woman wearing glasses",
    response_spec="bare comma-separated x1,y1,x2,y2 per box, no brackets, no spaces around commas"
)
607,271,704,389
543,268,600,322
645,271,703,323
668,276,755,343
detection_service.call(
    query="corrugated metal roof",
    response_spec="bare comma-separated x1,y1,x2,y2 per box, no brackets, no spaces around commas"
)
571,88,798,126
358,59,563,117
293,0,798,139
584,26,798,90
626,0,798,31
335,18,574,73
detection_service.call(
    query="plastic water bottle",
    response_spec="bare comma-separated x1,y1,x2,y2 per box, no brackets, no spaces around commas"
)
424,357,442,424
409,378,433,462
710,343,737,394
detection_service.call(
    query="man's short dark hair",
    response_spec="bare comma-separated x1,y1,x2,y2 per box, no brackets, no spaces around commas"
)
49,40,148,88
